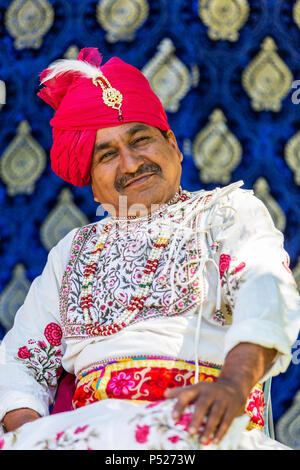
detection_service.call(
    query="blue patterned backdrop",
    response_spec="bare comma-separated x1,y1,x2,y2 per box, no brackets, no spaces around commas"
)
0,0,300,446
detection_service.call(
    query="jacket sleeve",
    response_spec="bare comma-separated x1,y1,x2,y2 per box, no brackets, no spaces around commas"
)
0,229,77,422
209,188,300,382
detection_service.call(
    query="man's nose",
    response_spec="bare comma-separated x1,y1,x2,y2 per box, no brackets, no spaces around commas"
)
118,145,141,173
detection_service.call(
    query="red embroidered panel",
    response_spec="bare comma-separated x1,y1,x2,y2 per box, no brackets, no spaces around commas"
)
72,357,264,431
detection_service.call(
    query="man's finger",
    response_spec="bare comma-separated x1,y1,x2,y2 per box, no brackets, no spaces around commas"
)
198,400,226,444
164,386,183,398
187,393,213,436
172,390,197,419
212,408,237,444
166,386,198,420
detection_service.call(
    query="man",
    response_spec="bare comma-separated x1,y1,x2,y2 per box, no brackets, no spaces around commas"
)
0,48,299,450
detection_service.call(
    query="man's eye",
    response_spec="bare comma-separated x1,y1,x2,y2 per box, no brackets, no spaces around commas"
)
133,136,149,145
100,151,116,161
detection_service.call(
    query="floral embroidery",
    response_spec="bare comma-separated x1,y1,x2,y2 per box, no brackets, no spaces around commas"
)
35,424,100,450
245,386,265,429
282,253,292,274
60,191,211,339
97,359,218,403
59,224,97,337
73,358,219,407
146,400,164,409
233,262,246,274
213,253,247,325
74,425,89,434
168,435,181,443
16,323,63,388
17,346,32,359
73,357,264,431
107,371,135,396
72,383,98,409
175,412,193,432
219,254,231,279
219,254,247,287
0,430,20,450
44,322,63,346
129,400,204,449
135,424,150,443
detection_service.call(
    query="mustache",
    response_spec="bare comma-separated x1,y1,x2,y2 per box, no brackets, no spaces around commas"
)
115,163,161,191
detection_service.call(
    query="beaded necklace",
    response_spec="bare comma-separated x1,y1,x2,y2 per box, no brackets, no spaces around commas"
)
82,189,188,337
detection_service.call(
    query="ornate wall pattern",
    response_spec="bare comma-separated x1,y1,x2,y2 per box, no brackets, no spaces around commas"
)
0,0,300,447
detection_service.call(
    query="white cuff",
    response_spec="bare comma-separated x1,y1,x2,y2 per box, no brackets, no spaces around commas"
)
224,319,292,382
0,391,49,422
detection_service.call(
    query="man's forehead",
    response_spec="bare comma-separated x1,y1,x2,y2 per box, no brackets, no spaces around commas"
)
95,122,156,143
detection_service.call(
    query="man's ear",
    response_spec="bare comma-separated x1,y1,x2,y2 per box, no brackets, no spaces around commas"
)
166,129,183,162
90,181,100,203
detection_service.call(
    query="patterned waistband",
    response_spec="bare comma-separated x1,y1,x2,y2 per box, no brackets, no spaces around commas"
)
73,356,264,431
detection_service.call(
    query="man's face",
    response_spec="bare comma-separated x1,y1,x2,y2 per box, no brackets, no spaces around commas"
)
90,122,183,217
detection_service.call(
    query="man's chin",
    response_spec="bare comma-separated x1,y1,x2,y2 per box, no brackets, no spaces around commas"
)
120,183,164,217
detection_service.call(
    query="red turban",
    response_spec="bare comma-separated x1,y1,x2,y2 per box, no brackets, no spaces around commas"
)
37,48,170,186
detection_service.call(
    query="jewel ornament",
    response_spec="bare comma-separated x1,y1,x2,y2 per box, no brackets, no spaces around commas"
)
93,75,123,121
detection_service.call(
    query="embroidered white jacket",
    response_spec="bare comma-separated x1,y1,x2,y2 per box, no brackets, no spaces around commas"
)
0,183,299,421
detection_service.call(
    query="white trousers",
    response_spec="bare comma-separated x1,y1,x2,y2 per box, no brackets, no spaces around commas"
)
0,399,290,450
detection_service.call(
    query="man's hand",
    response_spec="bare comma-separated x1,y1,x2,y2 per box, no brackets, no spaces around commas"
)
2,408,40,432
165,342,277,445
165,378,247,444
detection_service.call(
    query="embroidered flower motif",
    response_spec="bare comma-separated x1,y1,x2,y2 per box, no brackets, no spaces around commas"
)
219,253,246,283
56,431,65,442
135,424,150,443
115,290,128,305
234,262,246,274
132,266,144,285
282,254,292,274
158,275,167,285
72,385,98,409
214,254,247,325
107,371,135,396
108,278,116,288
175,412,193,432
16,323,63,388
246,388,264,426
128,400,203,449
17,346,32,359
145,400,164,409
44,323,62,346
38,424,99,450
74,425,89,434
213,310,226,326
123,240,145,260
219,254,231,279
144,369,177,395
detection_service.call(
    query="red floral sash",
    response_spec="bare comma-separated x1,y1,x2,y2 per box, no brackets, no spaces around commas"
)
73,357,264,431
